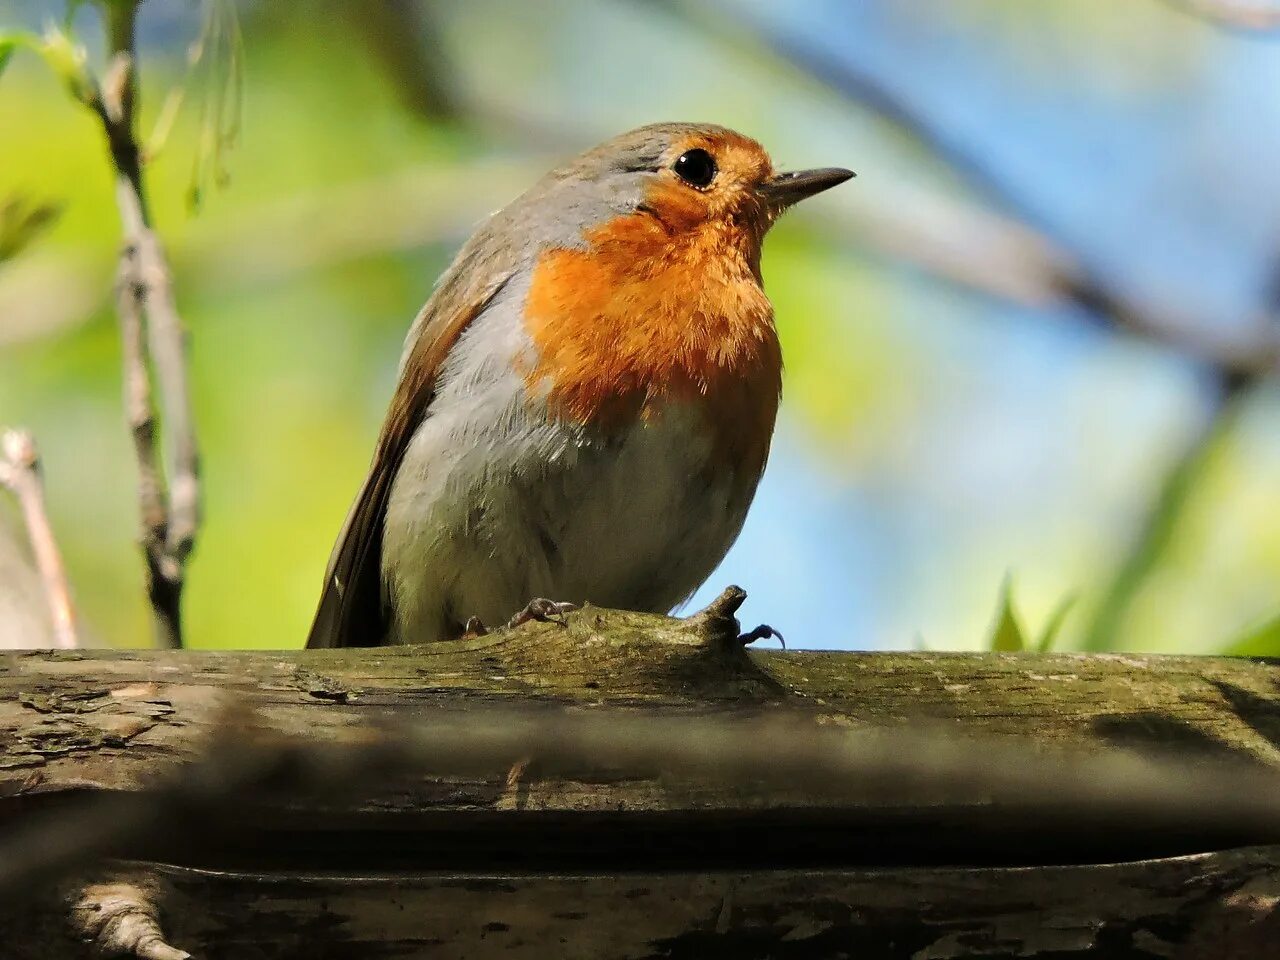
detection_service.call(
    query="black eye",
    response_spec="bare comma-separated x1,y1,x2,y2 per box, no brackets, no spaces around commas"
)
673,148,717,188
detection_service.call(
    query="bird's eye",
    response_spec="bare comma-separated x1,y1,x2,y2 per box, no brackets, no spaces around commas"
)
672,148,717,188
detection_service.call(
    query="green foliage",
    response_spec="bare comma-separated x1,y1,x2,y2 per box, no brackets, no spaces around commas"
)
985,576,1076,653
1035,593,1078,654
2,0,1277,653
0,25,97,108
1222,614,1280,658
173,0,245,210
987,577,1026,652
0,7,478,648
0,195,61,262
1081,397,1243,653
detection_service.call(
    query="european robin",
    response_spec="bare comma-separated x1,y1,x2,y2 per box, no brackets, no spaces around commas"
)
307,122,852,648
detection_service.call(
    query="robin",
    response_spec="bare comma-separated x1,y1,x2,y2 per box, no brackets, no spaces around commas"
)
306,122,852,648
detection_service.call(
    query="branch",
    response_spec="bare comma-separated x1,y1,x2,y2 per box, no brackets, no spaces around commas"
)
1165,0,1280,31
336,0,460,123
650,0,1276,651
0,429,78,649
70,878,190,960
88,4,200,649
4,696,1280,901
659,0,1280,383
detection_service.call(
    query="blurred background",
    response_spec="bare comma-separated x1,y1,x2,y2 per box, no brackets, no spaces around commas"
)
1,0,1278,653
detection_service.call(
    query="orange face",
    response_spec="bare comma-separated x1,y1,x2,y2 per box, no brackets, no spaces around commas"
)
636,130,778,261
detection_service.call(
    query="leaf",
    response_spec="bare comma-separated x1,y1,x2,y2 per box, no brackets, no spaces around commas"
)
1222,613,1280,658
987,575,1028,652
0,27,96,107
0,37,17,80
63,0,90,31
1035,593,1078,653
0,195,61,262
171,0,244,211
36,23,97,108
0,32,40,83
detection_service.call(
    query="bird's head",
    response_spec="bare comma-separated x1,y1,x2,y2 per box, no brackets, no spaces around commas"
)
520,122,853,267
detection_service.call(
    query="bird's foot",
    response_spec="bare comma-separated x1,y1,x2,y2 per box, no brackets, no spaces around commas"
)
507,598,579,630
738,623,785,648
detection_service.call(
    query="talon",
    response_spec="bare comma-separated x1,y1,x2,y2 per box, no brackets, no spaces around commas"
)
462,616,489,638
507,598,579,629
739,623,784,648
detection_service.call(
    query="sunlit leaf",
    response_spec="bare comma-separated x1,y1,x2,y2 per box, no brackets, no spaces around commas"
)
0,37,18,80
0,32,41,84
1035,593,1078,653
172,0,244,211
0,27,97,108
1222,612,1280,657
987,576,1028,652
36,23,98,108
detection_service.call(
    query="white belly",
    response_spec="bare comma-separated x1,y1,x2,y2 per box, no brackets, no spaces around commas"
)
383,399,748,643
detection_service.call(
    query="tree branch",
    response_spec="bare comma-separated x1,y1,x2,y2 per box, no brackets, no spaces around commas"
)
88,3,200,649
0,429,77,649
70,878,190,960
647,0,1277,652
336,0,460,123
1165,0,1280,31
658,0,1280,383
5,695,1280,901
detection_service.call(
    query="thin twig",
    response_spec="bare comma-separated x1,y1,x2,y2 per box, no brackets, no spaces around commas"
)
0,429,78,648
87,3,200,649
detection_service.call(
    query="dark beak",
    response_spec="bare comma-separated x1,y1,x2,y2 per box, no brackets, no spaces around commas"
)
759,167,855,211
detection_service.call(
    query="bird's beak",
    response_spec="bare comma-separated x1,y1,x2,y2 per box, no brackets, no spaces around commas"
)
759,167,855,211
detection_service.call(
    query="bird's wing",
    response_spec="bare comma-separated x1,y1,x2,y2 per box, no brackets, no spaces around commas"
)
306,267,515,649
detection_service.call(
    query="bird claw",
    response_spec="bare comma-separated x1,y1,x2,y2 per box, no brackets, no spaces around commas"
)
507,598,579,629
738,623,784,648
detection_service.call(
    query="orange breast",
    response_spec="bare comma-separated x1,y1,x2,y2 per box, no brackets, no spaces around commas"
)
521,205,782,481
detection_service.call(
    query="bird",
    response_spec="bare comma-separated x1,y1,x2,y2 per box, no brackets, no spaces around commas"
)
306,122,852,649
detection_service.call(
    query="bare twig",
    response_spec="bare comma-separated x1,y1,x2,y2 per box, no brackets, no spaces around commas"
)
4,701,1280,900
85,3,200,649
71,878,190,960
0,429,78,648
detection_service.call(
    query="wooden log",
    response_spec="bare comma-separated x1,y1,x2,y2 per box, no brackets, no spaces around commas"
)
3,594,1280,957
